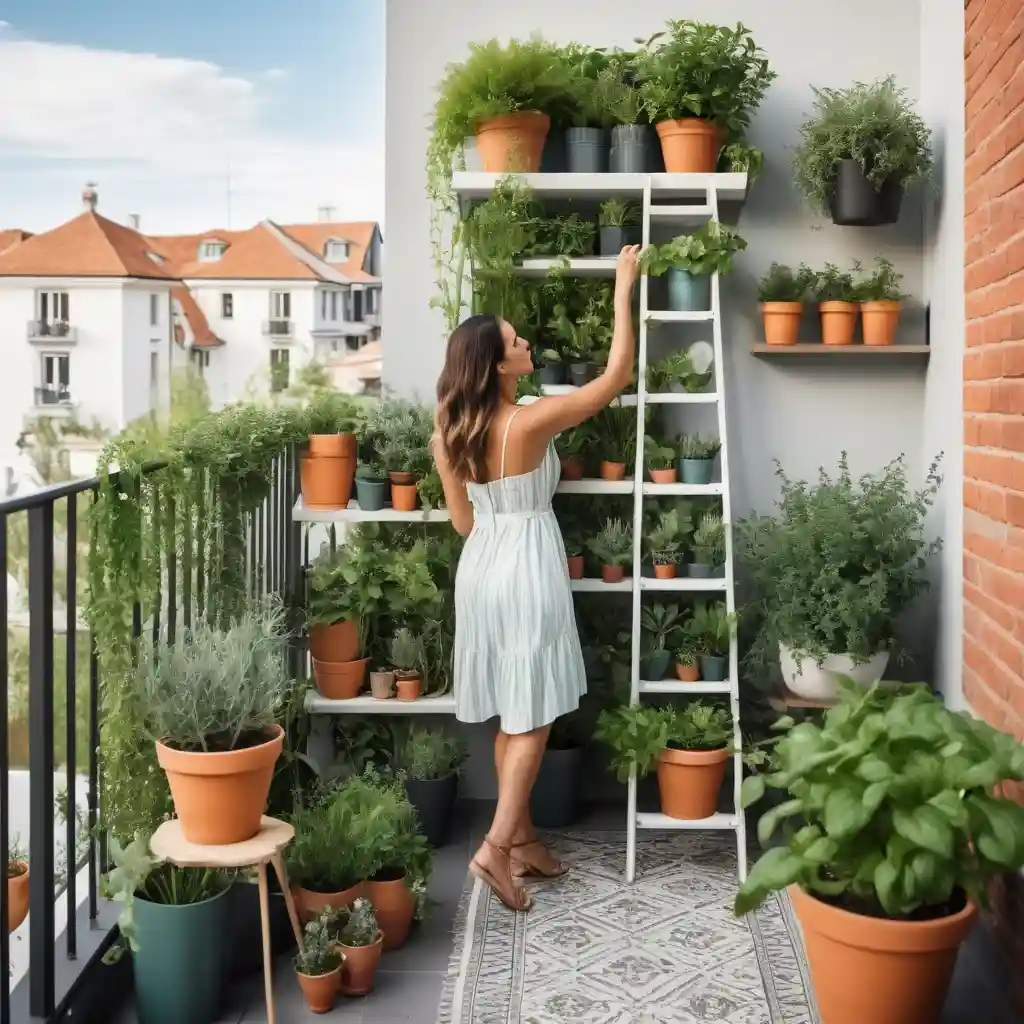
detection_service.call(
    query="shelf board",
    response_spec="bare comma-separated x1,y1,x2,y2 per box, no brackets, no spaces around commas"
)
750,343,931,357
557,479,633,495
645,392,718,405
639,576,728,593
293,498,451,524
639,680,734,695
649,204,713,222
515,257,615,277
540,384,639,406
636,812,738,831
646,310,715,324
305,693,457,714
570,577,634,593
642,482,723,497
452,171,748,202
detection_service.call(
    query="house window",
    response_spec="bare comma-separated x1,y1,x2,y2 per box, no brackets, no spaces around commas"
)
320,291,328,319
270,291,291,320
37,291,70,329
353,291,364,320
330,291,338,320
40,352,70,403
221,293,234,319
366,289,376,315
199,241,225,261
325,240,349,262
270,348,290,393
150,294,160,326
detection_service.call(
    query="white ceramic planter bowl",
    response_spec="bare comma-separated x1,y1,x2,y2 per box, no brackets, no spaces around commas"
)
779,643,890,702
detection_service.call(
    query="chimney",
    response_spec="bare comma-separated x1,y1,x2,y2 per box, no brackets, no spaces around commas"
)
82,182,98,212
317,204,336,222
128,213,141,230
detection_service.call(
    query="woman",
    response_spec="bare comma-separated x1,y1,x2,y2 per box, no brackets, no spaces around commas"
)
431,245,640,911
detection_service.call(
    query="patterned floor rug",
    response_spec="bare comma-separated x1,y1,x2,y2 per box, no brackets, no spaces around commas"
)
437,831,819,1024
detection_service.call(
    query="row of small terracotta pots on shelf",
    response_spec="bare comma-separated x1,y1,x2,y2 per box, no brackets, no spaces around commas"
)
300,434,420,512
567,557,724,585
310,618,423,702
560,457,717,485
761,299,902,347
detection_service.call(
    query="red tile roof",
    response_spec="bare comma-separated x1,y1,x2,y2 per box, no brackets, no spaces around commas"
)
0,229,32,255
278,222,380,282
172,286,221,348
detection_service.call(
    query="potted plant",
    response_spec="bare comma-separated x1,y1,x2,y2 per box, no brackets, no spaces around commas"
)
104,837,231,1024
564,530,586,580
858,256,905,347
596,702,733,819
300,392,363,511
646,350,698,395
738,454,942,702
814,263,861,346
369,665,395,700
399,725,469,848
639,222,747,311
364,397,433,513
556,425,588,480
793,76,933,226
294,908,344,1014
640,603,683,680
335,897,384,996
676,434,721,485
537,348,566,387
6,836,28,933
637,21,775,173
375,435,421,512
689,601,734,682
645,436,677,485
561,44,613,172
689,510,725,578
138,604,288,845
600,51,655,173
592,405,637,480
391,628,424,701
674,630,702,682
735,680,1024,1024
598,198,642,256
757,263,815,347
589,518,633,583
647,507,690,578
354,457,389,512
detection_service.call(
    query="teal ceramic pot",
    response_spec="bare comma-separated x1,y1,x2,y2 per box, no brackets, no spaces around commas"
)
355,475,388,511
678,458,715,485
641,649,672,680
666,268,711,311
700,655,728,682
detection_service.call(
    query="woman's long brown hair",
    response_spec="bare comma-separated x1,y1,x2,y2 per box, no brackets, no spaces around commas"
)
435,313,505,483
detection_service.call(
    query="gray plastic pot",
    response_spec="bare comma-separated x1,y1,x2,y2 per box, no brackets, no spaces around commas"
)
540,129,567,173
566,128,608,173
610,125,653,173
599,225,642,257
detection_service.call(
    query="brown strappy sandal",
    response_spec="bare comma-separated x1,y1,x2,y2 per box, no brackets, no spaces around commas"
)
510,839,570,881
470,838,534,912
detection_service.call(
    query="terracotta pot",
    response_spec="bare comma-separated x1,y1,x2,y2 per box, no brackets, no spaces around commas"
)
6,862,29,933
293,882,364,925
391,483,418,512
600,461,626,481
312,657,369,700
338,935,383,996
655,746,729,820
296,965,342,1014
300,454,354,510
567,555,585,580
155,725,284,844
761,302,803,346
675,661,701,682
820,301,859,346
308,433,356,459
789,884,977,1024
475,111,550,173
388,470,415,485
396,674,422,701
365,874,415,951
601,564,625,584
861,300,901,346
653,562,676,579
309,619,360,663
560,457,584,481
649,467,677,484
655,118,725,173
369,669,395,700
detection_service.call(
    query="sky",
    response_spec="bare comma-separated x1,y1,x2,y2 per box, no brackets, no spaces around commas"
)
0,0,385,234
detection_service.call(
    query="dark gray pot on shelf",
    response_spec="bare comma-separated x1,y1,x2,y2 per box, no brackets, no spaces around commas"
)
540,129,567,173
569,361,595,387
641,649,672,681
599,225,642,256
566,128,608,173
700,655,728,682
530,746,585,828
610,125,652,173
537,363,566,386
688,563,714,579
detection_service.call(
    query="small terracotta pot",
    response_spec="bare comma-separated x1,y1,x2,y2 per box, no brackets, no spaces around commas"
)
300,454,354,510
861,300,901,346
389,471,415,485
296,965,342,1013
820,301,859,346
369,669,395,700
567,555,585,580
6,862,29,933
560,457,584,481
365,874,415,951
338,935,383,996
155,725,284,845
655,118,725,173
475,111,550,173
312,657,369,700
655,746,729,820
653,562,676,579
309,619,360,663
649,466,677,484
293,882,364,924
761,302,803,346
789,885,977,1024
391,482,418,512
600,461,626,481
308,433,356,459
396,674,422,701
601,564,625,583
675,661,701,683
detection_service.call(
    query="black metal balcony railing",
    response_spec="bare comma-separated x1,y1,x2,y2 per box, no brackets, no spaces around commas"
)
33,388,72,408
1,448,301,1023
27,323,77,344
262,319,293,338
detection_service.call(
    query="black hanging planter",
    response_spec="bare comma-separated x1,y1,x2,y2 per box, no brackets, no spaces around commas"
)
828,159,904,226
405,774,458,847
529,746,585,828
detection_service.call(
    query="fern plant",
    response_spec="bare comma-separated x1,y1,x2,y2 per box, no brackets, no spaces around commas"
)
758,263,816,303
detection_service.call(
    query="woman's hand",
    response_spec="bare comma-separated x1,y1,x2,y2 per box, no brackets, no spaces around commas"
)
615,244,641,296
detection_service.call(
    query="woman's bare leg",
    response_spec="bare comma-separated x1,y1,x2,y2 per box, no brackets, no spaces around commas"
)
494,729,533,844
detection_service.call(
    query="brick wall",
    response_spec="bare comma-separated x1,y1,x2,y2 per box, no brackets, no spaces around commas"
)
964,0,1024,1015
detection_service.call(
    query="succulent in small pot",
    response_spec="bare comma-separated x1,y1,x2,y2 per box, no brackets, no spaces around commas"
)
589,518,632,583
640,602,683,680
592,405,636,482
597,701,734,819
674,635,702,682
536,348,566,386
294,909,344,1014
640,222,747,312
676,434,721,486
336,898,384,996
6,836,29,933
689,510,726,578
369,667,395,700
689,601,735,682
400,725,469,848
598,198,642,257
645,436,677,485
556,425,588,481
391,628,424,701
814,263,861,346
647,507,690,579
856,257,905,346
758,263,815,346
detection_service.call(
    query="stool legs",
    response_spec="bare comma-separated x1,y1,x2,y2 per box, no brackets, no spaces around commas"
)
271,853,305,950
257,862,275,1024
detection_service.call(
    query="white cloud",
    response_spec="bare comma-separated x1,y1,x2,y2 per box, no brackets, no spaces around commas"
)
264,68,289,81
0,21,10,29
0,38,382,232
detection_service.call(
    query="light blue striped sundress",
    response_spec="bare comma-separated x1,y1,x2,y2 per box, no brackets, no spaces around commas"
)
453,407,587,735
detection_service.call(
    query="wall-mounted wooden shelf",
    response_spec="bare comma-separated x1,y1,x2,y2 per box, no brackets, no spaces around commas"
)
750,343,930,357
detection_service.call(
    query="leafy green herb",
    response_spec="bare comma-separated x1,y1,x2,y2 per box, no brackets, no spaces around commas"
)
639,222,747,278
758,263,816,303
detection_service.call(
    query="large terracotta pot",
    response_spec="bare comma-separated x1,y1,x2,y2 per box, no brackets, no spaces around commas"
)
338,935,383,996
655,746,729,819
155,725,284,845
6,862,29,932
300,452,354,510
293,882,364,924
789,885,977,1024
819,301,859,346
861,300,901,346
655,118,725,173
309,619,359,663
308,433,356,459
312,657,369,700
475,111,550,173
296,965,342,1014
761,302,803,346
365,873,415,951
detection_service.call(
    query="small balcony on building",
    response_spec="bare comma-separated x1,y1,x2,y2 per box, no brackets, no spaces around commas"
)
27,321,78,345
261,318,294,340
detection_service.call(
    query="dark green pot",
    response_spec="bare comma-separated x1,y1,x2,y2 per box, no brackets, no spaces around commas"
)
355,476,388,511
641,649,672,680
133,886,231,1024
700,654,728,682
